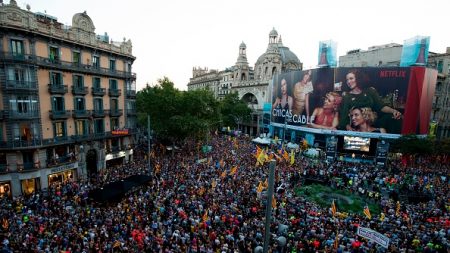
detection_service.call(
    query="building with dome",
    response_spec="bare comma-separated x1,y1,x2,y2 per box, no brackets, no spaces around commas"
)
187,28,302,135
0,1,137,197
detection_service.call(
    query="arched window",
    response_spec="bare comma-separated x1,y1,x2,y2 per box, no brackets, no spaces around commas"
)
272,67,277,76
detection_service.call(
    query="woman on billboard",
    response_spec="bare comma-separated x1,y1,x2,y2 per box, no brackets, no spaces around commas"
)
292,70,313,118
308,92,342,130
337,69,402,133
272,77,293,123
346,107,386,133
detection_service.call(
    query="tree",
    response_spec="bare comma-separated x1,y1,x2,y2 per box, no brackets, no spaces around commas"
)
391,134,434,155
136,77,221,144
219,92,252,130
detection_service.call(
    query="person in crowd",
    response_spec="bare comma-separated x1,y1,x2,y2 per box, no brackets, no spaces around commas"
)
338,69,402,132
308,91,342,130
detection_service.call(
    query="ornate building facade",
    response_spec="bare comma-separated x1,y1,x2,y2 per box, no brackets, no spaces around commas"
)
0,1,137,197
187,28,302,135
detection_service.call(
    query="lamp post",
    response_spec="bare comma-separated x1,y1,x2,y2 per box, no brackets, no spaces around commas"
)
263,160,276,253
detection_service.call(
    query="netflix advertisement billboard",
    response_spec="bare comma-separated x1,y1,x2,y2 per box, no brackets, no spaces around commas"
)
271,67,437,137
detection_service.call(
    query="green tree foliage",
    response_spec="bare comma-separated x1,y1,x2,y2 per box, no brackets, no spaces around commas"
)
136,77,221,143
219,92,252,129
391,134,434,155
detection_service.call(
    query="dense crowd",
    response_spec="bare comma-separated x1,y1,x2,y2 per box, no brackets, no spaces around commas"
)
0,135,448,252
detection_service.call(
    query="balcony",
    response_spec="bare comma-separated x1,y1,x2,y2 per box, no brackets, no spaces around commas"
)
7,110,39,119
4,80,38,92
34,56,136,79
72,109,91,119
42,136,72,146
109,109,123,117
126,109,136,116
108,88,122,97
49,110,71,120
0,164,8,174
47,154,76,168
48,84,68,94
92,109,105,118
72,134,92,142
92,87,106,96
72,86,88,95
0,52,35,63
17,162,40,172
126,90,136,98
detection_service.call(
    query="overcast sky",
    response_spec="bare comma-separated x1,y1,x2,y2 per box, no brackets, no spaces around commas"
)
17,0,450,91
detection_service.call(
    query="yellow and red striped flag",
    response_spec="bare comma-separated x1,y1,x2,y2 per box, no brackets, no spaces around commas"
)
229,166,238,176
331,200,337,217
333,233,339,249
272,196,277,209
220,170,227,179
290,149,295,165
202,210,208,222
396,201,401,216
283,149,289,162
363,205,371,220
256,181,263,193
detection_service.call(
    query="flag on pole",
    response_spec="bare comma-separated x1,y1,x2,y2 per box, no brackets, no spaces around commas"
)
256,149,266,166
290,149,295,165
331,200,337,217
202,210,208,222
363,205,372,220
380,212,385,222
229,166,238,176
256,181,263,193
283,149,289,162
396,201,401,216
333,233,339,249
272,196,277,209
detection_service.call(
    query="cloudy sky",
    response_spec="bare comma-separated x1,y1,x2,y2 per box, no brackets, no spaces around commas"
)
17,0,450,91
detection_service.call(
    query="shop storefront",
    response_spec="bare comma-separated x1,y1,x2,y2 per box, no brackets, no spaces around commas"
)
0,181,11,198
47,163,78,187
21,178,40,195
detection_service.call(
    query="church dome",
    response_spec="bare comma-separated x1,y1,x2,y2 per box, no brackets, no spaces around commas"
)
269,28,278,37
255,45,300,66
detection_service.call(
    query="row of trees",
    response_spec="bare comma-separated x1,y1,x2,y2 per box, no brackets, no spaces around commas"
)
391,134,450,156
136,77,252,145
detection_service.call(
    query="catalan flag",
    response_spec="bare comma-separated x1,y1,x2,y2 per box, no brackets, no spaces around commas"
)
396,201,401,216
333,233,339,249
331,200,337,217
256,149,266,166
202,210,209,222
256,181,263,193
220,170,227,179
283,149,289,162
211,179,217,189
272,196,277,209
380,212,385,222
363,205,371,220
229,166,238,176
290,149,295,165
263,178,268,189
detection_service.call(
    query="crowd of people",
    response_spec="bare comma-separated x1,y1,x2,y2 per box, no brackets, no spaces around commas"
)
0,134,448,252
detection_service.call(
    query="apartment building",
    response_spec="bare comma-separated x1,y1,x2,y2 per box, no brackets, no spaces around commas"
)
0,1,137,197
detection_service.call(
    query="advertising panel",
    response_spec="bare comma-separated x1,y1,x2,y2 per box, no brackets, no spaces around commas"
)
400,36,430,67
271,67,437,138
318,40,337,67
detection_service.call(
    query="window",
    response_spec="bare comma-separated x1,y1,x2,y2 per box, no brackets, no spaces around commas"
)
53,121,66,137
49,46,59,62
72,51,81,65
50,72,63,85
110,118,119,130
7,67,31,84
73,75,84,88
110,98,119,111
52,97,65,112
9,96,37,114
11,39,24,56
109,79,117,90
94,119,104,133
94,98,103,111
109,59,116,71
74,97,85,111
93,77,101,88
127,63,132,72
75,120,87,135
92,55,100,68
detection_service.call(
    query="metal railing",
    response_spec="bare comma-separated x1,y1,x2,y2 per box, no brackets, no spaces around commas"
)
48,84,68,94
72,86,88,95
108,88,122,97
92,87,106,96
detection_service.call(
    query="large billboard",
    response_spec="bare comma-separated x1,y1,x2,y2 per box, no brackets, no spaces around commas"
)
271,67,437,137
